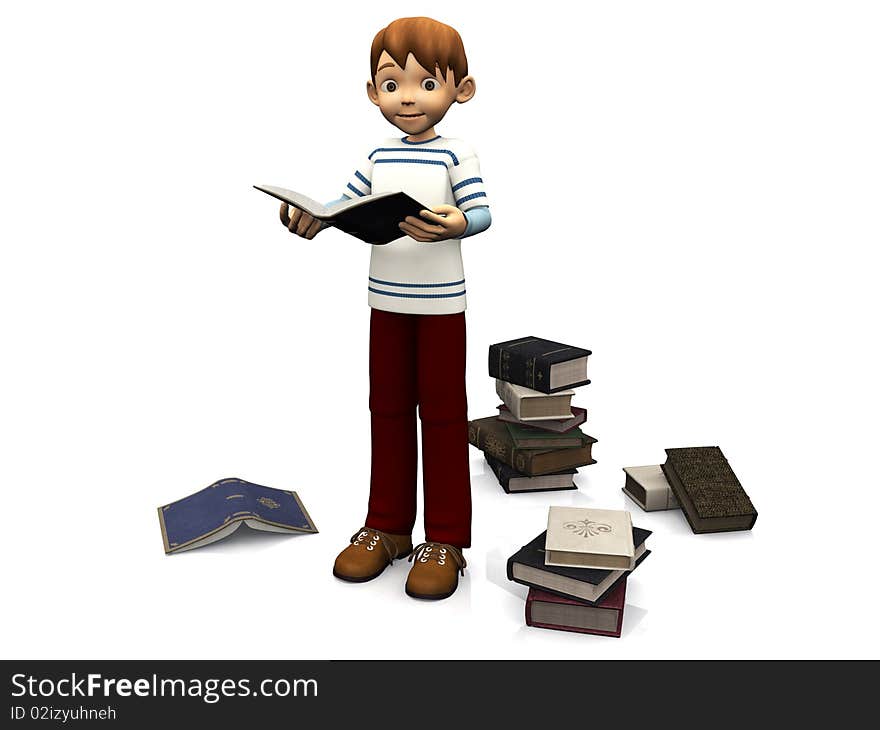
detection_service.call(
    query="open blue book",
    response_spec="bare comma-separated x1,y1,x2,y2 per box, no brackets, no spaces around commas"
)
158,478,318,554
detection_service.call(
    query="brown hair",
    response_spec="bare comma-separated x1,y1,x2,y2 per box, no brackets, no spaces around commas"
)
370,17,468,86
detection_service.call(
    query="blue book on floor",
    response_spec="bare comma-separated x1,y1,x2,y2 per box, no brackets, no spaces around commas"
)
158,478,318,554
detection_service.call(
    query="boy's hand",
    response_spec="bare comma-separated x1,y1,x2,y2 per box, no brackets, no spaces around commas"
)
280,203,325,240
399,204,467,242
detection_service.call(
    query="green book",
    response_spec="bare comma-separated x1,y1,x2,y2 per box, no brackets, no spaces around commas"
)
468,416,597,476
505,422,589,450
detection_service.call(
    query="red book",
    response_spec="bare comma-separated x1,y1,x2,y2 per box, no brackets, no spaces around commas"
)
525,578,626,638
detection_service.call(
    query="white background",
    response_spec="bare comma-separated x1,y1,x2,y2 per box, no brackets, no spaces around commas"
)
1,1,878,660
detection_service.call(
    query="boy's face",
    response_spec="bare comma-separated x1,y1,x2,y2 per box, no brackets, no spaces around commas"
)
367,51,475,136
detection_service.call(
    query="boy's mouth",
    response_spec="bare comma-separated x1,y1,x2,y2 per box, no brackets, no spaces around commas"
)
396,113,425,119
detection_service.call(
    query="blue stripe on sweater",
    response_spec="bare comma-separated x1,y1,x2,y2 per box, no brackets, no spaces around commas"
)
400,135,441,145
373,158,448,167
452,177,483,191
369,287,466,299
346,182,365,197
368,147,459,165
368,277,465,288
455,191,487,205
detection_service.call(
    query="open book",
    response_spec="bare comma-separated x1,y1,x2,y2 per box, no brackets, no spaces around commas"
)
158,478,318,554
255,184,427,245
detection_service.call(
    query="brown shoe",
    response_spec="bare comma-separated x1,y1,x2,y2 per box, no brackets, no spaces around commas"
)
332,527,412,583
405,543,467,600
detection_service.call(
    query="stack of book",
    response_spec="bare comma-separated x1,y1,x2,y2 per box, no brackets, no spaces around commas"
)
468,336,596,493
622,446,758,533
507,507,651,638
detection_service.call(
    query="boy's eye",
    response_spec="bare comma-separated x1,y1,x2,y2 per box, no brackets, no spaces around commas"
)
421,78,439,91
380,80,398,93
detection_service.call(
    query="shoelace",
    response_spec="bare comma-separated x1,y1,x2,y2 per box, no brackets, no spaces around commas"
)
349,527,400,562
408,542,466,575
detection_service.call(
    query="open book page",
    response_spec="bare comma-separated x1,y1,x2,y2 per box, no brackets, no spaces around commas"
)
253,185,332,218
255,185,406,220
255,185,429,244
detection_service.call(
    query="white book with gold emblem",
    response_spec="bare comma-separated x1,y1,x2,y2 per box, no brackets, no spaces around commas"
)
544,507,635,570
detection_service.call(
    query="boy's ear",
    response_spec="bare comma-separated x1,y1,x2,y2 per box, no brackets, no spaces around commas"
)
455,76,476,104
366,80,380,107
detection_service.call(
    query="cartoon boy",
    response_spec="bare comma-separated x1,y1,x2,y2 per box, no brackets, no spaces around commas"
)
280,17,490,600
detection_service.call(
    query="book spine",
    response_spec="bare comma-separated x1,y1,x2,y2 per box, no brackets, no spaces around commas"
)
486,456,511,490
469,419,530,474
490,343,555,394
495,380,522,421
662,461,706,533
470,419,594,476
513,449,538,475
505,555,517,584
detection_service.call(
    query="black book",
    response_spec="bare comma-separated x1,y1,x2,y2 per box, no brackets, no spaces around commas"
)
488,336,591,393
255,185,426,245
506,528,651,605
484,454,577,493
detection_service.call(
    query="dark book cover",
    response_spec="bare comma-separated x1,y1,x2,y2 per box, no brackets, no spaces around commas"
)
469,416,597,476
507,529,651,606
331,192,425,245
662,447,758,534
624,474,648,509
488,336,591,394
484,453,577,494
526,579,626,638
504,421,589,450
157,478,318,554
254,185,425,245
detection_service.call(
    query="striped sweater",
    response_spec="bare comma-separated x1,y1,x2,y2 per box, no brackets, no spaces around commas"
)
342,136,489,315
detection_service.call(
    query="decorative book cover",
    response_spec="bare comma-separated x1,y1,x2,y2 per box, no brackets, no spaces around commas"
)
507,529,651,605
497,404,587,433
488,336,592,393
662,447,758,534
495,380,574,421
622,465,680,511
157,478,318,554
526,579,626,638
484,454,577,494
545,507,635,570
468,416,597,476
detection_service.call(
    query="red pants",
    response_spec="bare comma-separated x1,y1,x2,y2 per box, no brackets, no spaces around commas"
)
365,308,472,548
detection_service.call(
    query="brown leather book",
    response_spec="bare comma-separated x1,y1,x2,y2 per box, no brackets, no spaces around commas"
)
526,579,626,638
468,416,596,476
662,447,757,534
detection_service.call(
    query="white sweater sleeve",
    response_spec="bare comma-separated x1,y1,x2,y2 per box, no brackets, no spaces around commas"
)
448,148,489,211
341,155,374,199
